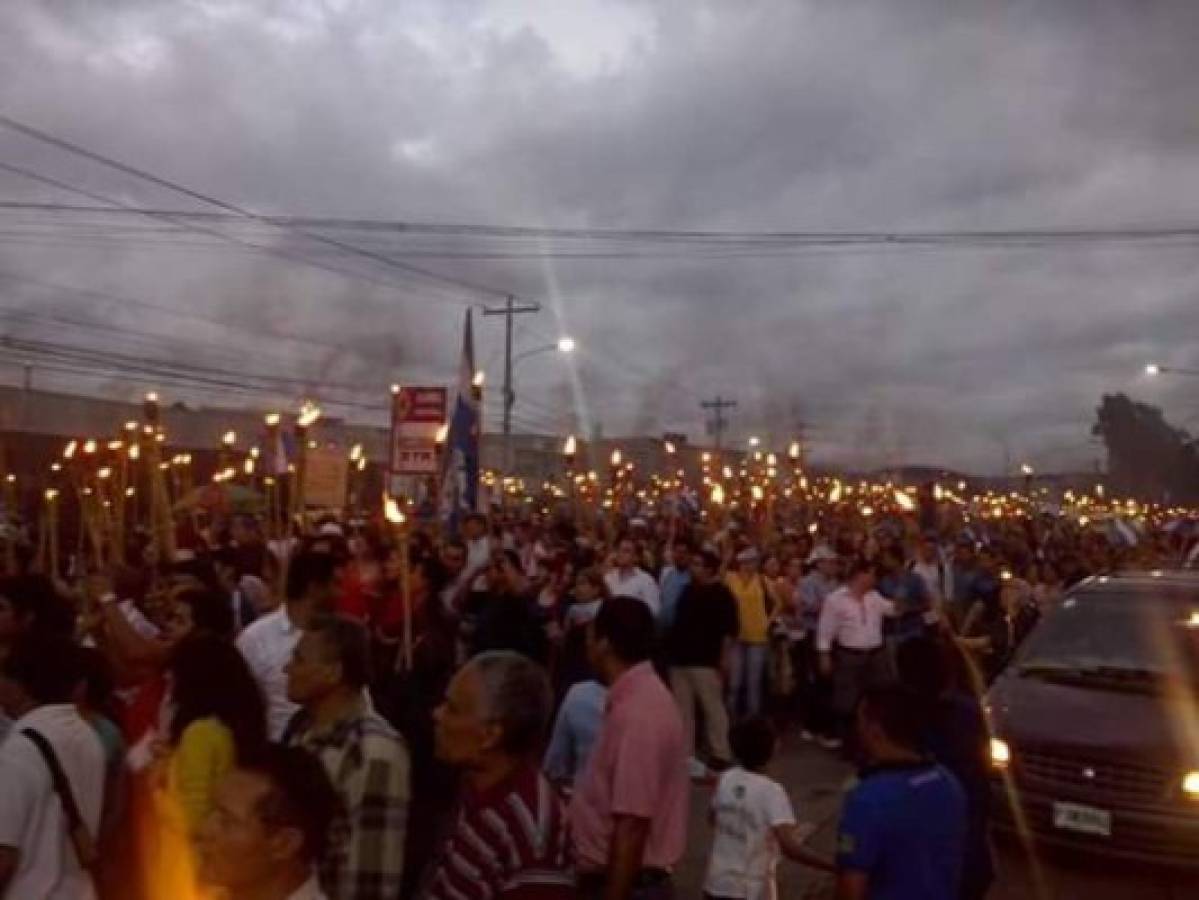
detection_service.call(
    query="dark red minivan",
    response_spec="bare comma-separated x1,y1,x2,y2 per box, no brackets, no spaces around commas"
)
987,571,1199,867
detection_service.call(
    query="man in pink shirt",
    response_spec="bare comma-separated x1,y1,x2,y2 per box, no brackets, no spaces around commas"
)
570,596,689,900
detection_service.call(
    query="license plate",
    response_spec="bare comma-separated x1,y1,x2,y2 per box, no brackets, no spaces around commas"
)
1053,801,1111,837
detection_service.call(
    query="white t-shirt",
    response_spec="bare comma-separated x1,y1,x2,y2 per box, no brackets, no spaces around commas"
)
466,536,492,592
236,604,302,740
0,704,106,900
704,767,797,900
604,568,661,617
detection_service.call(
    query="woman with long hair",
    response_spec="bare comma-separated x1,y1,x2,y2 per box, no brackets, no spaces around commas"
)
147,634,267,898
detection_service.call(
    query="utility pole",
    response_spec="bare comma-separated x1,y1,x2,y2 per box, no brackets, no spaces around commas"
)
700,395,738,451
483,296,541,473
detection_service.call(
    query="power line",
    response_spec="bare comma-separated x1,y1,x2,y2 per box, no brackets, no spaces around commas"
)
0,159,478,310
0,114,518,301
7,199,1199,248
0,267,374,359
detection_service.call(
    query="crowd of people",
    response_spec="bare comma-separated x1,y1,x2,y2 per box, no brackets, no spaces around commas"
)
0,486,1196,900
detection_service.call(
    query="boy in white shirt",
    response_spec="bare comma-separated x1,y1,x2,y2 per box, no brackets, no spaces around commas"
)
704,717,833,900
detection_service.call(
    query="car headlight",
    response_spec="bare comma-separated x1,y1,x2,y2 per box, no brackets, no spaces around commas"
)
990,738,1012,770
1183,772,1199,799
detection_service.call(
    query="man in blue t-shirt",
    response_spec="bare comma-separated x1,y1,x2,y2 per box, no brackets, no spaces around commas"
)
836,683,967,900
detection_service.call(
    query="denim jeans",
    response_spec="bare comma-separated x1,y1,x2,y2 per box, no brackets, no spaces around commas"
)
726,642,767,719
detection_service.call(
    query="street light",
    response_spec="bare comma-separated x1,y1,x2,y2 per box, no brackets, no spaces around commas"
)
502,337,577,472
513,337,577,367
1144,362,1199,378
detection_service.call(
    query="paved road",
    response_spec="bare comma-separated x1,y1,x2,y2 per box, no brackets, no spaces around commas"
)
674,734,1195,899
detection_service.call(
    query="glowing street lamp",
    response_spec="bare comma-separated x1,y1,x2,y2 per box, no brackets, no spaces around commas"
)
1144,362,1199,378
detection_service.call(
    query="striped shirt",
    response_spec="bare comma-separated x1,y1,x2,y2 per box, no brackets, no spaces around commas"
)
420,762,574,899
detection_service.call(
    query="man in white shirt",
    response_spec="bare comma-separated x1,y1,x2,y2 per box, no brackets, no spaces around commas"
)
0,635,105,900
198,745,340,900
910,535,948,625
817,559,896,748
238,549,341,740
462,513,493,593
604,537,661,617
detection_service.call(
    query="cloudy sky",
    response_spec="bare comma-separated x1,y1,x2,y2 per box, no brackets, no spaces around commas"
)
2,0,1199,473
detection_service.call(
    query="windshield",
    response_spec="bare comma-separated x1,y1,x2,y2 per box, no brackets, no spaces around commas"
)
1016,588,1199,687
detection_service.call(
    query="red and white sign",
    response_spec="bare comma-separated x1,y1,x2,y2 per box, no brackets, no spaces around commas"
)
390,387,447,475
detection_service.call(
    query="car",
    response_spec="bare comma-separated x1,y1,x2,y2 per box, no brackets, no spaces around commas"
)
986,571,1199,868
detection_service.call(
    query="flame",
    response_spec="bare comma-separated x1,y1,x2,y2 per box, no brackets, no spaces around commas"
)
384,496,406,525
564,435,577,456
297,402,322,428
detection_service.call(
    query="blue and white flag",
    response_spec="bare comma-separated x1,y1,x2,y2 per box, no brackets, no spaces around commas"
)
439,310,480,532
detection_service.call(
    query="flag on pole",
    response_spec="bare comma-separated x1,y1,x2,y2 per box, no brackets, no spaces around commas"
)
273,429,295,475
439,310,480,531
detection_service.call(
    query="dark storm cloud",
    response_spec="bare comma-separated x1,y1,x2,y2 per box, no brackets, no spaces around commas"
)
1,0,1199,471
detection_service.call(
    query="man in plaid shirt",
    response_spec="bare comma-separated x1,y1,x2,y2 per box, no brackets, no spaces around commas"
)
285,614,410,900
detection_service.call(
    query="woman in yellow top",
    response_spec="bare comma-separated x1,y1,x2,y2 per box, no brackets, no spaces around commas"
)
724,547,772,718
149,633,267,899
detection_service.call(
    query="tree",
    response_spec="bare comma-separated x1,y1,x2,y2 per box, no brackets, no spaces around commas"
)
1092,394,1199,503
